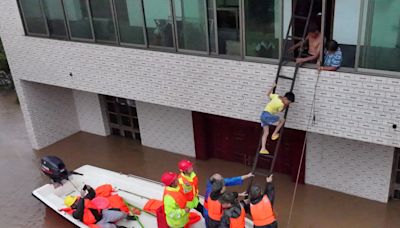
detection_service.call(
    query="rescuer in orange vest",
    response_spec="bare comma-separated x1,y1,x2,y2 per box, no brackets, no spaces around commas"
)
206,179,225,228
219,191,246,228
62,185,136,228
161,171,190,228
177,160,203,214
245,175,277,228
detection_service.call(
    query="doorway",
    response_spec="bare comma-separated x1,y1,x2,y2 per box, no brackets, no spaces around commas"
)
192,112,306,183
390,148,400,200
103,95,141,141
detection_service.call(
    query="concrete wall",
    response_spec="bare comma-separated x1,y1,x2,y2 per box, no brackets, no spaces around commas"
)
136,101,196,157
306,133,395,202
73,90,109,136
16,81,80,149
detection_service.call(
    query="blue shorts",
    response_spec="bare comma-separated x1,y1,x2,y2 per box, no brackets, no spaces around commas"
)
260,111,279,127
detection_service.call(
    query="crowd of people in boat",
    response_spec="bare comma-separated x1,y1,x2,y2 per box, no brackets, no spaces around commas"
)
159,159,277,228
61,159,276,228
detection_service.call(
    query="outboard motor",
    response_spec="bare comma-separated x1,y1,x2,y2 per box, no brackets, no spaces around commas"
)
41,156,69,183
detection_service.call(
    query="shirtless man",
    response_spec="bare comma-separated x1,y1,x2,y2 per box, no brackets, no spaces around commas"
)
288,23,321,64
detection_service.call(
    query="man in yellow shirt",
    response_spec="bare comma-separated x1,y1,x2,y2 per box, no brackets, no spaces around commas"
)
260,83,295,154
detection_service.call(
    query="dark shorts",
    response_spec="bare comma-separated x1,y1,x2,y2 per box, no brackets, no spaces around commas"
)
260,111,279,127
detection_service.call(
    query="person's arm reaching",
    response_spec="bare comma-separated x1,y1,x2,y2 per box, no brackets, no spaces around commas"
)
319,66,337,71
224,172,254,187
264,175,275,206
267,83,277,97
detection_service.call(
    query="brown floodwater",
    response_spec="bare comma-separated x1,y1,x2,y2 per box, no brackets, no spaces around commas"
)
1,90,400,228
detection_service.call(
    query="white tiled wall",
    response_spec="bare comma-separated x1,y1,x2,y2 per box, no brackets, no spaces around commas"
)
73,90,109,136
136,101,196,157
16,80,80,149
306,133,394,202
0,2,399,152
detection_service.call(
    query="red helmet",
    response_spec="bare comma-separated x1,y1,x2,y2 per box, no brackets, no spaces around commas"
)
161,172,178,186
178,160,193,172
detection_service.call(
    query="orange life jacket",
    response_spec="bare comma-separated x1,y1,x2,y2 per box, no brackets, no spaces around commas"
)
250,195,276,226
207,196,223,221
229,206,245,228
178,173,199,201
62,198,100,225
95,184,113,197
163,188,187,209
107,194,130,214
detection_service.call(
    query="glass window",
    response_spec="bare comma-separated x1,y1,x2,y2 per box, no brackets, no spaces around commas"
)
174,0,207,52
143,0,174,48
331,0,361,67
19,0,48,35
244,0,281,59
63,0,93,40
207,0,217,53
359,0,400,72
42,0,68,39
89,0,117,43
216,0,241,56
114,0,146,45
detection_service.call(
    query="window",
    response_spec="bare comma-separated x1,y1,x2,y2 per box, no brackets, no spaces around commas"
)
359,0,400,72
63,0,94,40
216,0,241,56
42,0,68,39
89,0,117,43
331,0,360,67
143,0,175,48
207,0,217,53
19,0,48,36
244,0,281,59
114,0,146,46
173,0,208,52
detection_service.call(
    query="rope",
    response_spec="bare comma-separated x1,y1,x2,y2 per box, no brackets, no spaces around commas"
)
286,69,321,228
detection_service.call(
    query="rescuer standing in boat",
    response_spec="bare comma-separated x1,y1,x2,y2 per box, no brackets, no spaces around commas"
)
162,171,190,228
244,175,277,228
177,160,204,214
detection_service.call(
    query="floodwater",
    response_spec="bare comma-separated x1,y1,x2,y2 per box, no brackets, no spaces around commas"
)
1,90,400,228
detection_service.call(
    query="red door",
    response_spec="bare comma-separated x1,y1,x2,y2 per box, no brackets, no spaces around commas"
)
193,112,305,183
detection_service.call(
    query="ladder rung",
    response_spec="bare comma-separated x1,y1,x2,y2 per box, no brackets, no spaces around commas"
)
260,154,275,159
293,15,308,20
278,75,294,80
288,35,304,41
254,171,270,177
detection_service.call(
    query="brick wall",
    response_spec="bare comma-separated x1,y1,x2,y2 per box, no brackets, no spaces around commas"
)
306,133,394,202
136,101,196,157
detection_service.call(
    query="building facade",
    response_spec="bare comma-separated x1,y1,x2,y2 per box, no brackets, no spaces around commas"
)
0,0,399,203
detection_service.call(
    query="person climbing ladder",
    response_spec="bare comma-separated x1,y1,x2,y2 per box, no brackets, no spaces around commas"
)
259,83,295,154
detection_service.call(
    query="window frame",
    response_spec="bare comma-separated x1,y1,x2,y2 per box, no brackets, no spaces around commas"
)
112,0,148,48
171,0,210,54
18,0,50,37
352,0,400,76
88,0,119,44
242,0,282,63
41,0,70,40
142,0,177,51
62,0,96,43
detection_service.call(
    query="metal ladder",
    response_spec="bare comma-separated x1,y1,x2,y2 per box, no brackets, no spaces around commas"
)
248,0,315,182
